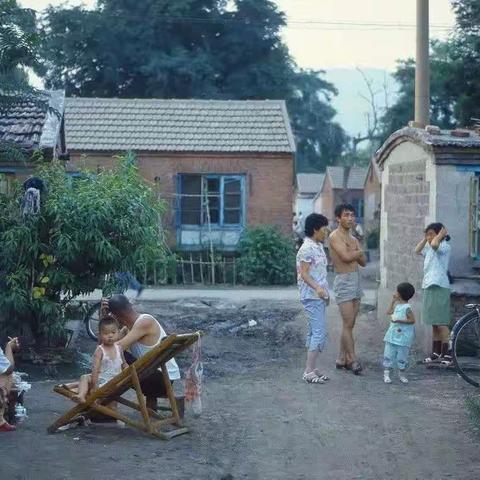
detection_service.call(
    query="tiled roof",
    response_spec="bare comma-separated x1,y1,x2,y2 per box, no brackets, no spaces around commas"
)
326,166,345,189
375,127,480,167
296,173,325,195
324,165,367,190
65,98,295,153
0,90,65,151
346,166,368,190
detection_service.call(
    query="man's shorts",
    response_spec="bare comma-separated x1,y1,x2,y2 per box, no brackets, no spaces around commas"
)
124,351,172,398
333,271,363,304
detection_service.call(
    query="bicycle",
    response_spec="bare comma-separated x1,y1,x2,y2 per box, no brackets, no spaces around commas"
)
451,304,480,387
83,272,143,341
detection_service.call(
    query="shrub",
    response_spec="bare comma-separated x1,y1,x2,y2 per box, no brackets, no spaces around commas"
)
0,152,165,343
237,226,296,285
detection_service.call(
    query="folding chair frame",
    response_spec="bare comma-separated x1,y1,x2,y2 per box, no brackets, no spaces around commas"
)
48,332,201,440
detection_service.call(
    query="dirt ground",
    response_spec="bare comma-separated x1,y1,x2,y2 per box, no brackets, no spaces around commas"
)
2,290,480,480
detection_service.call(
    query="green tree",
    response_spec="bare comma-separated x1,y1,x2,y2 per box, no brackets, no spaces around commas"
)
0,153,165,341
0,0,44,162
381,0,480,138
39,0,346,172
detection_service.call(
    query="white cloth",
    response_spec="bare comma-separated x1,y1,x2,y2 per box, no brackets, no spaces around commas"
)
296,237,329,301
98,344,123,386
0,347,11,375
422,241,451,290
129,314,181,380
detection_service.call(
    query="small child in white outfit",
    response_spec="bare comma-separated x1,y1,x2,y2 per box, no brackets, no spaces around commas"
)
383,282,416,384
70,315,127,403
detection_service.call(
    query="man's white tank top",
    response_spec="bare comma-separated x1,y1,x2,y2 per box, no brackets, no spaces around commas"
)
129,314,180,380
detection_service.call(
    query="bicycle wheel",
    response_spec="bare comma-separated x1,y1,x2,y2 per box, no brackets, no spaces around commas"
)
84,301,101,341
452,311,480,387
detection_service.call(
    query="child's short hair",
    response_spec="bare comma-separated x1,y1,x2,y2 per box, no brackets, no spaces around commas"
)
98,314,119,333
397,282,415,301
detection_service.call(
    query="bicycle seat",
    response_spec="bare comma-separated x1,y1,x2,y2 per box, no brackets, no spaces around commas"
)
465,304,480,309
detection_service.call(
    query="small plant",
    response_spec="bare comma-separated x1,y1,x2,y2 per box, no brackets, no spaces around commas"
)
237,226,296,285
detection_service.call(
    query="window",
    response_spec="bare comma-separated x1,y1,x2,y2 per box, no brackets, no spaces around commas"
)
470,175,480,259
179,174,244,227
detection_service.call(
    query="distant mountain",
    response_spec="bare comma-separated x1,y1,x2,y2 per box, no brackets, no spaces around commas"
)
324,68,399,138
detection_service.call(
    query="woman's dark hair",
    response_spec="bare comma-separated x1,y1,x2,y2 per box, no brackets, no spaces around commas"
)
98,314,119,333
108,294,132,315
425,222,450,241
397,282,415,301
304,213,329,237
334,203,355,219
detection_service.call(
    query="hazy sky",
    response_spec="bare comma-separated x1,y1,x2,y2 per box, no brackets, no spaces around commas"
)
22,0,456,71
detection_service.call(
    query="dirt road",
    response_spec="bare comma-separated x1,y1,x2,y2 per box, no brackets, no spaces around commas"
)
2,295,479,480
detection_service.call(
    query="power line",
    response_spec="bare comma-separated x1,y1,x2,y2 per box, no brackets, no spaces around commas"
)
32,7,455,32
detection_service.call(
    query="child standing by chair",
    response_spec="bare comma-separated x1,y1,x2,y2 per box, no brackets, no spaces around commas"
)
70,315,127,403
383,282,416,384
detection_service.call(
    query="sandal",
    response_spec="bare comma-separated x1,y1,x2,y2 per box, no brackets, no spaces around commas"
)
346,361,363,375
423,353,441,364
313,369,330,381
302,372,325,384
335,362,347,370
440,354,453,366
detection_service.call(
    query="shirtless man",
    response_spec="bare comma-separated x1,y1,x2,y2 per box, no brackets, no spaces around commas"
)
329,204,366,374
103,295,180,410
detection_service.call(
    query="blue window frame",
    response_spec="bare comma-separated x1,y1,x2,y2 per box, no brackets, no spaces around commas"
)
178,174,245,227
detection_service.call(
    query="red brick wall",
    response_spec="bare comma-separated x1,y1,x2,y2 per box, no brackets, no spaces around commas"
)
67,151,294,242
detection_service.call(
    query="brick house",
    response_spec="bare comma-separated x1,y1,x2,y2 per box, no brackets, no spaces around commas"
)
363,158,382,233
0,90,67,191
65,98,295,251
313,165,367,224
295,173,325,217
375,126,480,352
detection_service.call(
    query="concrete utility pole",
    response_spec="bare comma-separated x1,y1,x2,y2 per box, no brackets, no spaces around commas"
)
414,0,430,127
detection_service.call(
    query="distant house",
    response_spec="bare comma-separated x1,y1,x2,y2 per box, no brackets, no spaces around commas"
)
295,173,325,217
363,158,382,233
0,90,67,193
314,165,368,223
65,98,295,251
375,126,480,351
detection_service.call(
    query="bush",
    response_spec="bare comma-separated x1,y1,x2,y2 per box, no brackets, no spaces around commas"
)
0,152,165,343
237,226,296,285
366,228,380,249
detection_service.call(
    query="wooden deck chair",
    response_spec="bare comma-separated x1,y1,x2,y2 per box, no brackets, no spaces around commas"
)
48,332,201,440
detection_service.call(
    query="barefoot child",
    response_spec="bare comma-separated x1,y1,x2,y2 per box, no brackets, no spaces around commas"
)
383,283,416,384
70,315,127,403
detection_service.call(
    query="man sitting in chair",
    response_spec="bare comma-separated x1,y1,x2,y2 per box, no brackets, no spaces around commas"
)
105,294,181,411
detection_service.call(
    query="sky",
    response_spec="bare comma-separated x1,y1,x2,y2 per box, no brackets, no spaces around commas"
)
21,0,456,71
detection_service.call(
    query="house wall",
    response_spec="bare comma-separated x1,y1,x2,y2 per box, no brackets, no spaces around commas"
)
364,168,381,232
434,165,475,276
295,196,314,217
320,177,334,221
313,195,322,215
379,141,433,353
67,151,294,249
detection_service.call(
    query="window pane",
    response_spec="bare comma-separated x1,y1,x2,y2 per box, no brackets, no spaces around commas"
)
224,209,241,224
207,178,220,193
181,176,201,224
225,193,241,209
225,178,241,194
